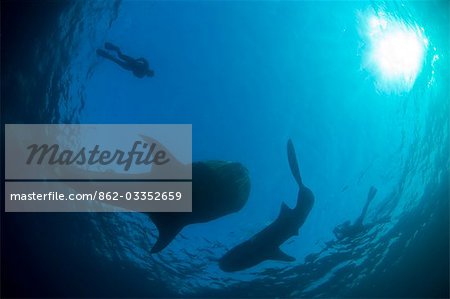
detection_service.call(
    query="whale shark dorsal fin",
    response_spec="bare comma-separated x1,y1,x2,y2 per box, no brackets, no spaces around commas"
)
287,139,303,187
271,247,296,262
151,222,184,254
278,202,291,217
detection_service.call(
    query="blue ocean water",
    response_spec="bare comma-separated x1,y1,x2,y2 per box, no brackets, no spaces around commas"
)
2,0,449,297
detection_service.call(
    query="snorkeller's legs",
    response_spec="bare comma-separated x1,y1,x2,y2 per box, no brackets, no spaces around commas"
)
104,42,121,53
96,49,132,71
354,186,377,227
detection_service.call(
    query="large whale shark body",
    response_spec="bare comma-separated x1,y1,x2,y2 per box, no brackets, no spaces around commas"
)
219,139,314,272
51,135,251,253
149,160,250,253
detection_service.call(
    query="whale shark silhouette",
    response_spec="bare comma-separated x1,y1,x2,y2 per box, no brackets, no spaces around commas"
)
134,135,251,253
219,139,314,272
49,135,251,253
149,159,250,253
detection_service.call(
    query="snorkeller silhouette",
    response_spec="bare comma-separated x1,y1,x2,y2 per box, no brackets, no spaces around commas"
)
97,42,154,78
333,186,377,240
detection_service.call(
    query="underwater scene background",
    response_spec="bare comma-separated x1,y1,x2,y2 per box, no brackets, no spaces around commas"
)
1,0,449,298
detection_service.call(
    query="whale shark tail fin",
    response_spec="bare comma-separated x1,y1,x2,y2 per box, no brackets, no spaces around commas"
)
287,139,303,187
150,220,184,253
139,134,184,167
139,134,188,179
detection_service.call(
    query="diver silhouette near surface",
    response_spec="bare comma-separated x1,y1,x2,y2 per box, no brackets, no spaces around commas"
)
333,186,377,240
97,42,154,78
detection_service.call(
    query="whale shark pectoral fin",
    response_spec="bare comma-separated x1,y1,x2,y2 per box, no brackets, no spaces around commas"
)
150,223,184,254
271,247,296,262
287,139,303,187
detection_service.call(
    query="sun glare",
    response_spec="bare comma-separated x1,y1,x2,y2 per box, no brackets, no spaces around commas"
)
362,12,428,93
